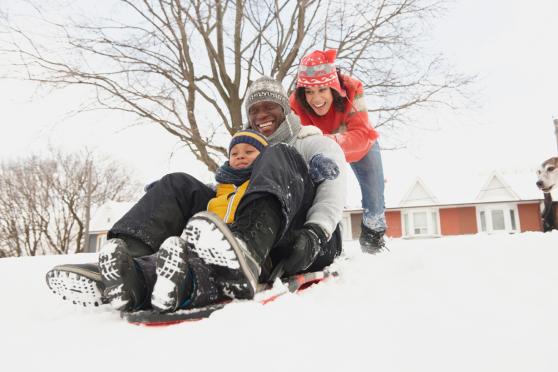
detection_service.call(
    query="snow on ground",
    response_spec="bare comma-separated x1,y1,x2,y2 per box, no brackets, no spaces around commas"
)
2,232,558,372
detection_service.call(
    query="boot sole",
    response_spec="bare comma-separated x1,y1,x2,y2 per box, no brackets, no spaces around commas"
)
46,265,106,307
184,211,258,299
98,241,132,311
151,237,189,312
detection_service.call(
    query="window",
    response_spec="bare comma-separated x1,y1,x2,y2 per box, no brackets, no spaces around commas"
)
431,212,439,235
96,234,107,251
413,212,428,235
403,213,410,236
480,211,487,231
477,204,519,234
402,208,440,238
510,210,517,230
491,210,505,230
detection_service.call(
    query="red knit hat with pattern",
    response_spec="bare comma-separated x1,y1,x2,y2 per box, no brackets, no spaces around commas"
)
296,49,346,97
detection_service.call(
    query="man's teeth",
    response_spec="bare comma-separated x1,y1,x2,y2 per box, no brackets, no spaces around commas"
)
258,121,272,129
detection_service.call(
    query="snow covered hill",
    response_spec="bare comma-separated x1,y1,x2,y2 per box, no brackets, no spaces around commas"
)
2,232,558,372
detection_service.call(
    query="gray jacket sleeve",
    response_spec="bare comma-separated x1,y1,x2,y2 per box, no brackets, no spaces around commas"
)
294,135,347,239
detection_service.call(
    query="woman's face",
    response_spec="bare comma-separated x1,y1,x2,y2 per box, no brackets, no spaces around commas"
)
304,86,333,116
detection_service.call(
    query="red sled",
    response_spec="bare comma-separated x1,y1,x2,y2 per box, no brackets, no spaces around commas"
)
121,269,337,326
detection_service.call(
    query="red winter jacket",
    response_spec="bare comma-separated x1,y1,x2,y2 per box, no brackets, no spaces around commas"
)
289,75,379,163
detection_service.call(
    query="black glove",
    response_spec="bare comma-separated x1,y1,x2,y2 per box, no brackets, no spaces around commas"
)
283,223,328,275
309,153,340,183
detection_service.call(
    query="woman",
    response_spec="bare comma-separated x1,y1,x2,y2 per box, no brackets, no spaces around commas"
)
289,49,387,253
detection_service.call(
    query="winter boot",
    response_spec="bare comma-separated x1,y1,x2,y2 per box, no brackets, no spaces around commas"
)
98,238,148,311
151,236,193,312
183,196,282,299
45,263,107,307
151,236,231,312
180,252,230,309
359,223,387,254
183,211,260,300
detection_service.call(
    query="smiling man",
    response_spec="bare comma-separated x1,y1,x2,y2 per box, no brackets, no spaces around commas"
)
175,76,348,302
244,76,347,245
46,77,349,313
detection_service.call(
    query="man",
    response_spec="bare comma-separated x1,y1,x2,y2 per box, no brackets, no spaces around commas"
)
183,76,347,303
46,77,347,312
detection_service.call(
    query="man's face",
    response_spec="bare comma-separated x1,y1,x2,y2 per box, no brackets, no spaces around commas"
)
248,101,285,137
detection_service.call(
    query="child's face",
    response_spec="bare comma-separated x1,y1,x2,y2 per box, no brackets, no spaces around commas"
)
229,143,261,169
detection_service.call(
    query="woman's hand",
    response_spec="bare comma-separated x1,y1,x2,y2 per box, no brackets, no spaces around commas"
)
297,125,322,139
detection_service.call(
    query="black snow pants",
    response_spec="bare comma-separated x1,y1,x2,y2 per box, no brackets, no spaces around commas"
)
108,143,341,277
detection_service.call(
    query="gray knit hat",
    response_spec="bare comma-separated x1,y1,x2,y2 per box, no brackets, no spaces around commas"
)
245,76,291,120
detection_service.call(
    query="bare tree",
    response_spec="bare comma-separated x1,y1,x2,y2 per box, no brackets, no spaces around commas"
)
0,149,140,257
0,0,473,171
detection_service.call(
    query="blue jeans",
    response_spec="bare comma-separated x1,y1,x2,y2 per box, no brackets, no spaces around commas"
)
350,141,387,232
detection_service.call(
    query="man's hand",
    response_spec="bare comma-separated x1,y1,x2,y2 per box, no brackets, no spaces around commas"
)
283,223,328,275
309,153,340,183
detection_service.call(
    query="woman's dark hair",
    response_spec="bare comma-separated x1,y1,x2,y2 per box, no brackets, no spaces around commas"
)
295,67,347,116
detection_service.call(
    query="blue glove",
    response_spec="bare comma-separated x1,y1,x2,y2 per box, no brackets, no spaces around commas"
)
309,153,340,183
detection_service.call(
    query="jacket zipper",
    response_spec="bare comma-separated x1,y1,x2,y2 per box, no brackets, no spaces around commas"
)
223,185,238,223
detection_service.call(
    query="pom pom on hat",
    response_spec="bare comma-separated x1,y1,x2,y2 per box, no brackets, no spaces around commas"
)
296,49,346,97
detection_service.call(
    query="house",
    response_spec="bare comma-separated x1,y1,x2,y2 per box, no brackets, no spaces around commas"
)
85,200,135,253
342,169,544,240
86,169,545,251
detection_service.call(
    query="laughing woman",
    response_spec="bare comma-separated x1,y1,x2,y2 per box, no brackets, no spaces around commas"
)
289,49,387,253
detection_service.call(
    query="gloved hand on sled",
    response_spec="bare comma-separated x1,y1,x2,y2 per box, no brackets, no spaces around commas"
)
309,153,340,183
283,223,327,275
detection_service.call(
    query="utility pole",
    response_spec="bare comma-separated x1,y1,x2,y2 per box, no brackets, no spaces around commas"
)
554,118,558,152
83,159,92,253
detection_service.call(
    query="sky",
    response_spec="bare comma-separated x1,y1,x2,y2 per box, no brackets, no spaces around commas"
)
2,232,558,372
383,0,558,175
0,0,557,189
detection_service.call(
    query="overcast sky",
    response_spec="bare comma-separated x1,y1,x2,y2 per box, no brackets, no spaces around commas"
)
1,0,557,188
384,0,558,176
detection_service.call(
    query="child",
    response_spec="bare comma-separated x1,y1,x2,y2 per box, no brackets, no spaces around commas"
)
47,130,270,311
207,129,269,223
103,129,270,312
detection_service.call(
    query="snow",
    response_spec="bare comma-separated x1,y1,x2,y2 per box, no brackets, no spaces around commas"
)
2,232,558,372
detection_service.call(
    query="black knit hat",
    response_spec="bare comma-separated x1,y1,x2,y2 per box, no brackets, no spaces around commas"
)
229,129,269,154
